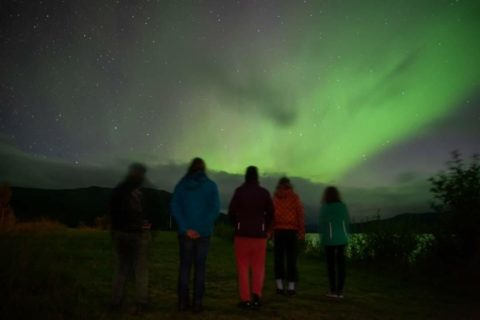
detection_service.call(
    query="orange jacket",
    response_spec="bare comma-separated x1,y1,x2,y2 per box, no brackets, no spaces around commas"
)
273,188,305,239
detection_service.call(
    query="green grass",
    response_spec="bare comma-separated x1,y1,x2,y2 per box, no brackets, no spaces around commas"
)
0,230,477,319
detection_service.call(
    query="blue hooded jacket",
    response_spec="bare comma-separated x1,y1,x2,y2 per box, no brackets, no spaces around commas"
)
170,171,220,237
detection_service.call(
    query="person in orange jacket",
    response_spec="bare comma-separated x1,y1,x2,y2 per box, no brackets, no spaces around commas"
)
272,177,305,295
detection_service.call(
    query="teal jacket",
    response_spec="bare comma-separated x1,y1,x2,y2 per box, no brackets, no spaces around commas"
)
319,202,350,246
170,172,220,237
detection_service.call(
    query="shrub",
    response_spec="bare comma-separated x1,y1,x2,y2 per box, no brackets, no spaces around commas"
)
305,232,435,265
94,215,110,230
8,218,66,233
429,151,480,262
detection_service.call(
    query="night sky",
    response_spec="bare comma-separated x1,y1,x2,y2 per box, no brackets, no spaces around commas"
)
1,0,479,218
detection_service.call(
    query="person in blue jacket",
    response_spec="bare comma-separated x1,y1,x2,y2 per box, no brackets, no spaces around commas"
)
319,186,350,299
170,157,220,314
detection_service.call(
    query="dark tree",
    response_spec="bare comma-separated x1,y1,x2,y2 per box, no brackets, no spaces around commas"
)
429,151,480,261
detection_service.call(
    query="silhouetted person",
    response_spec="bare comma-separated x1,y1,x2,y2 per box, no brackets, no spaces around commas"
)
109,163,151,314
319,186,350,299
272,177,305,295
170,158,220,314
228,166,274,310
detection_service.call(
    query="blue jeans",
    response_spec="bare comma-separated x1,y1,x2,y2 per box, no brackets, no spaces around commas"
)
178,235,211,306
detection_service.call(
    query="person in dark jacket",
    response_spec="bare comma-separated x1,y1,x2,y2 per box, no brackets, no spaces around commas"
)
110,163,151,314
319,186,351,299
170,158,220,314
228,166,274,310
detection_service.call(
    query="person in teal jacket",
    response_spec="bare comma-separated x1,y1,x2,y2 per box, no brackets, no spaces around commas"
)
319,186,350,299
171,158,220,313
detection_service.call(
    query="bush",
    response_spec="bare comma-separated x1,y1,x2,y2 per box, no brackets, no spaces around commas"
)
7,218,66,233
364,230,418,264
94,215,110,230
305,232,435,265
346,234,371,261
429,151,480,262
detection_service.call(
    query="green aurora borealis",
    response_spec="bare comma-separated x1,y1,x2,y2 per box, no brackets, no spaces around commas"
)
1,0,480,184
169,1,480,181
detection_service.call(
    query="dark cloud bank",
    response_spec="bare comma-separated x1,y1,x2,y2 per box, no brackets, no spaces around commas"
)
0,140,431,223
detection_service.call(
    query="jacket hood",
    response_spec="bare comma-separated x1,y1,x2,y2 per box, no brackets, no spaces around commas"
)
275,187,295,199
182,171,208,190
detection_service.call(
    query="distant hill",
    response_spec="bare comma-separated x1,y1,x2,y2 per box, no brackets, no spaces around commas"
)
10,186,172,229
349,212,439,233
306,212,439,233
9,186,439,233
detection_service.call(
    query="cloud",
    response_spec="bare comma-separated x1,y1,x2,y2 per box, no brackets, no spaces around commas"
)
395,171,420,184
0,140,431,221
184,54,299,127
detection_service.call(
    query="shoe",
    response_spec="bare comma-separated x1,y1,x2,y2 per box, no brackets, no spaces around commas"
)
326,292,338,298
238,301,252,309
336,292,344,299
286,289,296,296
192,304,204,314
276,288,285,295
251,294,262,310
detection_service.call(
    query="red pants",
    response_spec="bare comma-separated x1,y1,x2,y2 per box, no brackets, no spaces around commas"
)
234,237,267,301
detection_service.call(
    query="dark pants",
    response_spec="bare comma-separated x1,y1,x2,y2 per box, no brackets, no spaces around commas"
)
274,230,298,282
178,235,211,306
325,245,346,293
111,231,150,305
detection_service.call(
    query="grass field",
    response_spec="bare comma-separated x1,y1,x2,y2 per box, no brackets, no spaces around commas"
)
0,229,477,320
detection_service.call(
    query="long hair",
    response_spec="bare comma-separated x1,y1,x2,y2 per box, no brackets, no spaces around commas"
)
186,157,206,175
276,177,292,191
322,186,342,204
245,166,259,183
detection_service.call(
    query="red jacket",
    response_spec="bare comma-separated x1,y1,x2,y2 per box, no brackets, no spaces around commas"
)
228,181,274,238
273,188,305,239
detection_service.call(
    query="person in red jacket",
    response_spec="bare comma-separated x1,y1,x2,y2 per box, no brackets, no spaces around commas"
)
272,177,305,296
228,166,274,310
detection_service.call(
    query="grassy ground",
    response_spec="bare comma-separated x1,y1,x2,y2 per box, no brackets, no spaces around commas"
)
0,229,477,320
